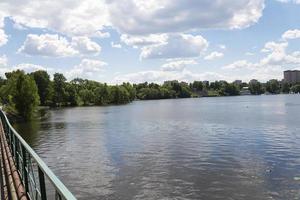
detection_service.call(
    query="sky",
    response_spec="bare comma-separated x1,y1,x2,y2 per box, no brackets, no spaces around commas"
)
0,0,300,84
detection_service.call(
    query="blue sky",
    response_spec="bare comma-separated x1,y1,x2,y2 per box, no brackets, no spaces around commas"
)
0,0,300,83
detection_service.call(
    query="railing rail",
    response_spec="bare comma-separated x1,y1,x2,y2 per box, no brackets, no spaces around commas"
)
0,109,77,200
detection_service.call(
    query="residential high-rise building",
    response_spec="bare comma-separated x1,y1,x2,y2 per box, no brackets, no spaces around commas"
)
284,70,300,84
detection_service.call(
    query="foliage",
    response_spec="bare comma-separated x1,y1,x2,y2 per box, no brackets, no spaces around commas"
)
0,70,40,120
249,81,264,95
291,85,300,93
31,70,52,105
1,69,300,121
266,79,280,94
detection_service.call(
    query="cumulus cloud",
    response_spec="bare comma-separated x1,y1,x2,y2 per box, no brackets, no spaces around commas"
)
108,0,265,35
121,34,168,47
111,42,122,48
67,58,107,79
18,34,78,57
0,29,8,47
93,30,110,38
222,41,300,81
223,60,257,70
276,0,300,4
140,34,208,59
204,51,224,60
12,63,53,73
113,69,226,84
18,34,101,57
161,59,197,71
282,29,300,40
71,36,101,55
0,55,7,67
0,1,265,37
0,0,109,36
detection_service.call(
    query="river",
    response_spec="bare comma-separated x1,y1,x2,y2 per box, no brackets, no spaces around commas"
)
14,95,300,200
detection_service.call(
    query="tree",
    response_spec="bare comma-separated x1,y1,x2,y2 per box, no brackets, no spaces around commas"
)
65,83,79,106
249,81,264,95
110,86,130,104
94,84,110,105
221,83,240,96
281,82,290,94
53,73,67,106
266,79,280,94
191,81,203,91
31,70,52,105
79,89,94,105
13,72,40,120
291,84,300,93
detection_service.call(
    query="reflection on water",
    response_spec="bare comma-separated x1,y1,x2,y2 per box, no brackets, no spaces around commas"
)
14,95,300,199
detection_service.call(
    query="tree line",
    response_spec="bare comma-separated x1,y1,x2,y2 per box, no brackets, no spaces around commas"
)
0,70,299,120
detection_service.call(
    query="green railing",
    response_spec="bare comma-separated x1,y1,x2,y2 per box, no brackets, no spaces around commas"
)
0,110,77,200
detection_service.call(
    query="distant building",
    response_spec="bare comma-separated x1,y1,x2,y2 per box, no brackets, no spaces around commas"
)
249,79,258,84
284,70,300,84
233,80,242,85
240,87,251,95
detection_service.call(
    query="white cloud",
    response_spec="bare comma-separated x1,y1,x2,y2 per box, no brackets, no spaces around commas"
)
0,29,8,47
161,59,197,71
245,52,254,56
12,63,52,73
0,1,265,37
0,55,9,76
276,0,300,4
140,34,208,59
0,55,7,67
67,58,107,79
93,30,110,38
111,42,122,48
18,34,101,57
223,60,257,70
222,40,300,82
113,69,225,84
0,0,109,36
204,51,224,60
108,0,265,35
121,34,168,47
282,29,300,40
18,34,78,57
71,36,101,55
218,44,226,50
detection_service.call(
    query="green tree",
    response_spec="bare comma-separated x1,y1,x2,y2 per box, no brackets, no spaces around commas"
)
291,84,300,93
65,83,79,106
31,70,52,105
249,81,264,95
79,89,94,105
53,73,67,106
281,82,290,94
13,72,40,120
191,81,203,91
94,84,110,105
266,79,280,94
110,86,130,104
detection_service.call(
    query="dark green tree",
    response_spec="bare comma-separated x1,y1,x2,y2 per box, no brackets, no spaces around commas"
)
31,70,52,105
266,79,280,94
13,72,40,120
291,85,300,93
249,81,264,95
53,73,67,106
281,82,290,94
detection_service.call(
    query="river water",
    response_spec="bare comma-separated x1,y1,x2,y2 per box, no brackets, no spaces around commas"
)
14,95,300,200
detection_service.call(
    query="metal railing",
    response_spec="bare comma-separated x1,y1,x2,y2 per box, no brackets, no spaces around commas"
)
0,110,77,200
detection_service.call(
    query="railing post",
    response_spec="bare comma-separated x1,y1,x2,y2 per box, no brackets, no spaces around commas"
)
38,166,47,200
22,145,29,193
15,139,19,171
